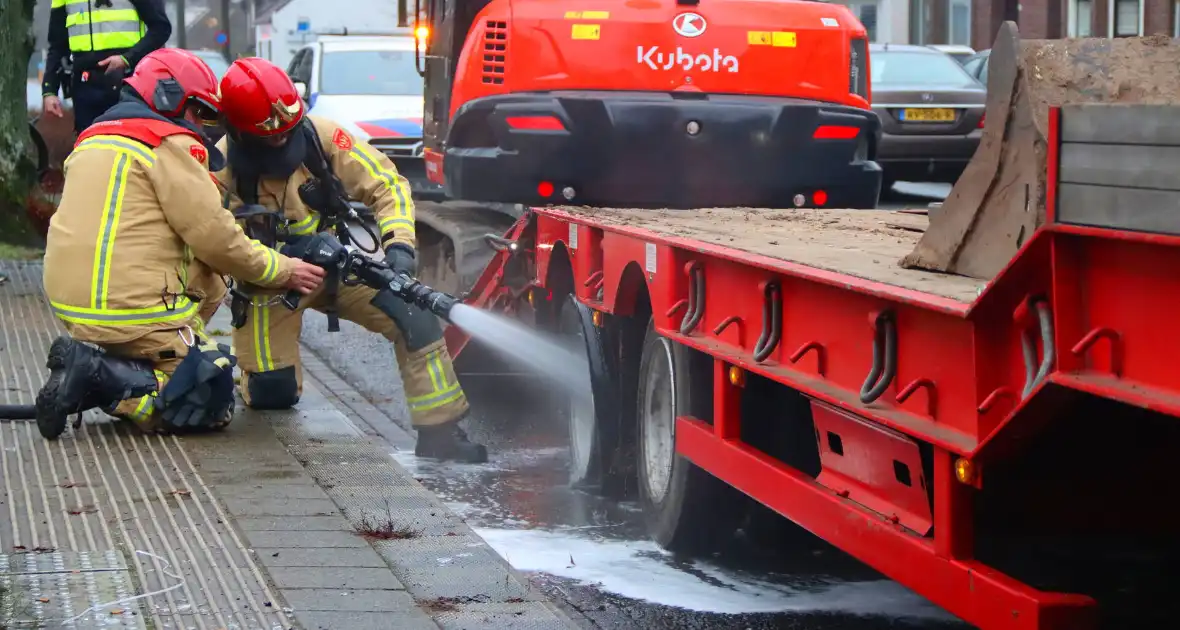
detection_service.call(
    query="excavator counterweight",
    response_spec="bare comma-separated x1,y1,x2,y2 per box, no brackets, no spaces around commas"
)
903,21,1180,280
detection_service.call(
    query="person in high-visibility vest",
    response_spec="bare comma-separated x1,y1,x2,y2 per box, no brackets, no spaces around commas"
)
41,0,173,134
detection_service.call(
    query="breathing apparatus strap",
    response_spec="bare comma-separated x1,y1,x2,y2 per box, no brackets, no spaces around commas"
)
227,120,345,330
299,118,342,332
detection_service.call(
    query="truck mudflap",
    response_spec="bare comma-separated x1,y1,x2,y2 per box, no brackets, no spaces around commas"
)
903,21,1180,280
442,91,882,210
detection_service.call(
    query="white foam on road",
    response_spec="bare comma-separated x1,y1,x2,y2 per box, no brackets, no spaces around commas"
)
475,527,957,619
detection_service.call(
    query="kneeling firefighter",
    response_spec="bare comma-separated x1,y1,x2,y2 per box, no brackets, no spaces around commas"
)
214,57,486,463
37,49,325,439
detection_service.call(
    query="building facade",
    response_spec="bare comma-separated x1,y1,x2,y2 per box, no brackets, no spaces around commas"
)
837,0,1180,51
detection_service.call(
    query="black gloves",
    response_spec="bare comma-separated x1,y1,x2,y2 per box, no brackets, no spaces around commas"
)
385,244,417,276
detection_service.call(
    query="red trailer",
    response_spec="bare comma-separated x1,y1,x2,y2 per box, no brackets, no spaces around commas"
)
444,103,1180,629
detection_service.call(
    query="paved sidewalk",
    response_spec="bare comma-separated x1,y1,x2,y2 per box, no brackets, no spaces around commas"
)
0,260,574,629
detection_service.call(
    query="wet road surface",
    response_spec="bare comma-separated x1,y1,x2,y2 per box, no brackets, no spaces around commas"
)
300,185,970,629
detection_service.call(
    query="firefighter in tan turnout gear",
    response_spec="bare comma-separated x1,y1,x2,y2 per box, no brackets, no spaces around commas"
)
214,57,486,463
35,49,325,440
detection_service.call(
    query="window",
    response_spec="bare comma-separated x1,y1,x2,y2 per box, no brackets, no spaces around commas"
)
858,4,879,42
870,50,979,88
1069,0,1093,37
1110,0,1143,37
290,49,313,86
949,0,971,46
285,49,306,77
319,50,424,96
907,0,970,46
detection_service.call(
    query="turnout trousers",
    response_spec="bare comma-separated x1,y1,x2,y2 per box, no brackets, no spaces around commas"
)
64,277,228,432
233,283,469,427
61,318,208,432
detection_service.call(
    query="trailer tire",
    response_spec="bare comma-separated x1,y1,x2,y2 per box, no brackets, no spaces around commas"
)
557,293,617,487
637,322,742,551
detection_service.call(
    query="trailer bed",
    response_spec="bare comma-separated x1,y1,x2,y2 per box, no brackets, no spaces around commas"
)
553,206,987,304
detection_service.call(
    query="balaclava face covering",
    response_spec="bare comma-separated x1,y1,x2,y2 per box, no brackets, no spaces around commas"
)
226,120,310,182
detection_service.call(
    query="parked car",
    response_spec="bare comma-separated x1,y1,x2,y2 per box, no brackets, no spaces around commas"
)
962,49,991,85
870,43,986,187
285,33,439,197
927,44,976,64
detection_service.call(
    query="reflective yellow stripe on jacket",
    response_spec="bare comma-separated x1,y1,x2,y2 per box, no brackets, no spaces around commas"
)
61,0,145,53
53,139,196,328
347,144,414,242
287,211,320,237
407,349,464,412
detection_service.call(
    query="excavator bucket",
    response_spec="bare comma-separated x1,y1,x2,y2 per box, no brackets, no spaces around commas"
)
901,21,1180,280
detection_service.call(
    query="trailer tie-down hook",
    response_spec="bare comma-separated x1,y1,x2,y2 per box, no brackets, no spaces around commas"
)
860,310,897,404
679,262,705,335
484,234,520,255
753,282,782,363
1019,298,1055,398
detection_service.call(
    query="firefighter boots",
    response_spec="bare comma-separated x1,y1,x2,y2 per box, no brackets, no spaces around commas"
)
36,335,158,440
415,418,489,463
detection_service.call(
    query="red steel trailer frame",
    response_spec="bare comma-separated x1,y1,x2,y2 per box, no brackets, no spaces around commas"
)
446,105,1179,629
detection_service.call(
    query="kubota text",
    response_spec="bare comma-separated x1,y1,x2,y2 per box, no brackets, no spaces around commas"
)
636,46,739,73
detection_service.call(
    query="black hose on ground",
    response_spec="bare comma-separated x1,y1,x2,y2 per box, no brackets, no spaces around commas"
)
0,405,37,421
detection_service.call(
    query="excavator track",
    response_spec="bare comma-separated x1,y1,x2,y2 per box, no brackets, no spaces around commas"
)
413,201,522,298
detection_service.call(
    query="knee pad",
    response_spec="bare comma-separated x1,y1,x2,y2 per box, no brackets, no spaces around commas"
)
245,366,300,410
370,290,443,352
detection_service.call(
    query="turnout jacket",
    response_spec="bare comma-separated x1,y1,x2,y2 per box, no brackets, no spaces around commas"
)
213,115,417,255
43,113,296,345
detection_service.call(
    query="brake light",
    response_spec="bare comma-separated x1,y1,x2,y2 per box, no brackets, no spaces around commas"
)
813,125,859,140
537,181,555,198
978,112,986,129
506,116,565,131
813,190,828,206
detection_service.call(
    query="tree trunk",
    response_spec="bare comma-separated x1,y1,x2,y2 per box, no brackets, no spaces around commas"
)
0,0,38,246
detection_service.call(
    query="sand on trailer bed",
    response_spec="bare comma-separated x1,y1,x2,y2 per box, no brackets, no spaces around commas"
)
551,206,987,304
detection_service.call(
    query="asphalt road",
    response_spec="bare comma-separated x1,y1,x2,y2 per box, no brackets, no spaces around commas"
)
300,183,970,629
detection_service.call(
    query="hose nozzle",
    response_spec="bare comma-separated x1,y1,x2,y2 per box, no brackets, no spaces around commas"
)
387,272,459,321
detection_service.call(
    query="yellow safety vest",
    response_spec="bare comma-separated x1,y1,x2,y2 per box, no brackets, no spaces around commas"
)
55,0,146,53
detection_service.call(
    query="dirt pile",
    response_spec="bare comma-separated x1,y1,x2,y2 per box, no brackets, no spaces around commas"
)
902,22,1180,280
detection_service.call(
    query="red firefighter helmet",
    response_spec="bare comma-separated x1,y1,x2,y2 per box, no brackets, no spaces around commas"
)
124,48,221,124
219,57,306,137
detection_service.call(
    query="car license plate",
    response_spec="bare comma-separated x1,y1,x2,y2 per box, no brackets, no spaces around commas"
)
902,108,955,122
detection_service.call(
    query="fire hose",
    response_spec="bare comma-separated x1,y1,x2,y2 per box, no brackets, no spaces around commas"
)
278,233,461,322
2,241,460,424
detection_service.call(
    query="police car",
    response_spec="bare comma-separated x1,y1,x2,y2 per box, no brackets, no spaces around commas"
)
286,33,440,198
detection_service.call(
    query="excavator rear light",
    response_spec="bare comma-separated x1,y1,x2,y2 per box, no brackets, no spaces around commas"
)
813,190,828,206
506,116,565,131
813,125,859,140
537,181,555,198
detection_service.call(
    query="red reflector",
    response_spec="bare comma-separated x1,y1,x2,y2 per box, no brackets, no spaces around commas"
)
813,125,859,140
506,116,565,131
978,112,986,129
813,190,828,206
537,181,555,197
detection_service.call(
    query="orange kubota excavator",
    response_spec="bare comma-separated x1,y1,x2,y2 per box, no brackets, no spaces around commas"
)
405,0,880,295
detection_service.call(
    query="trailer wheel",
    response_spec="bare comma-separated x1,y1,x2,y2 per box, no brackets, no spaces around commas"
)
557,294,617,487
637,322,742,551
